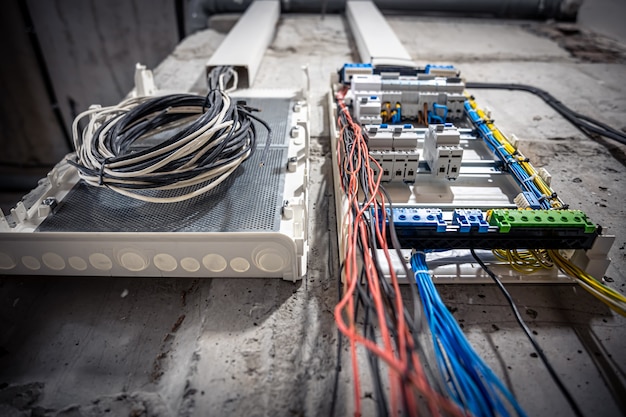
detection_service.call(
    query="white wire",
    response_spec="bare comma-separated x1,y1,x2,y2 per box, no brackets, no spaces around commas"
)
68,90,254,203
219,67,239,93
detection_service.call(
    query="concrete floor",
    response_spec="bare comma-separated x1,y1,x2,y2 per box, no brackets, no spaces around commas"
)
1,8,626,417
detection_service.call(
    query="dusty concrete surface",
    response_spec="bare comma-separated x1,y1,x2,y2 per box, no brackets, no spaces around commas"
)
1,11,626,417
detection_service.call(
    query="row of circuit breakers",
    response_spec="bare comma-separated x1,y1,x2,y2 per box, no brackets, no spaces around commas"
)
343,63,470,182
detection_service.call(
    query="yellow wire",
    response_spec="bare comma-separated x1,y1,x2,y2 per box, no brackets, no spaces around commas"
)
548,249,626,317
466,95,563,208
493,249,553,274
468,96,623,314
495,247,626,315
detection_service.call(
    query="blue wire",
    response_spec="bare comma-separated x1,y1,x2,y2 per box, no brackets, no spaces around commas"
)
464,101,551,209
413,254,505,416
411,252,529,417
414,252,528,417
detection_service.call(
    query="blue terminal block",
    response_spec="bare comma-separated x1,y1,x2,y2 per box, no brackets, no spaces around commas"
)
371,208,447,232
340,62,373,83
452,209,489,233
424,64,457,74
383,208,447,232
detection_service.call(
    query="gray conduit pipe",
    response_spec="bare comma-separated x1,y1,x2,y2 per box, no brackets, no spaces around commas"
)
188,0,582,33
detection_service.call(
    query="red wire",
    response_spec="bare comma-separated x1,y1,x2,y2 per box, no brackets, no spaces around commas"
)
334,90,468,417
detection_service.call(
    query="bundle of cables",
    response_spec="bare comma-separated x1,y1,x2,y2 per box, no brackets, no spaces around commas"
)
333,86,467,417
497,248,626,316
464,97,564,210
68,66,270,203
465,82,626,146
465,96,626,317
549,250,626,316
410,251,528,417
493,249,554,274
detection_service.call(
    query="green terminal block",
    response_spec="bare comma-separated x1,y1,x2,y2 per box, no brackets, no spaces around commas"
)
487,209,596,233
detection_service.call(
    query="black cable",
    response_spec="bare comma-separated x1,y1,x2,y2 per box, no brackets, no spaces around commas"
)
336,103,395,416
336,94,449,414
69,66,270,202
470,249,585,417
465,82,626,146
353,203,391,417
357,275,390,417
379,185,423,334
377,186,449,400
71,94,251,184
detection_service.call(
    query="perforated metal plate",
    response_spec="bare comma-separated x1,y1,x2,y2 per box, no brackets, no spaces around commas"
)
38,98,292,233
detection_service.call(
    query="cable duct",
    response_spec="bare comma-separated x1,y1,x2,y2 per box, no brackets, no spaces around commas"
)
188,0,582,33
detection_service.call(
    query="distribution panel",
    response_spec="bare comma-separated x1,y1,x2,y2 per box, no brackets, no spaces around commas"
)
332,61,615,282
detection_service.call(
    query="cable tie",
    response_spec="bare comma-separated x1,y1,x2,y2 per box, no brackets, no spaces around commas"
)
98,157,111,186
203,88,222,113
494,143,507,155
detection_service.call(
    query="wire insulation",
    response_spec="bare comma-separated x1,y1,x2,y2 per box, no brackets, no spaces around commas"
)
470,249,585,417
411,251,528,417
68,66,270,203
334,87,466,417
465,82,626,146
548,250,626,316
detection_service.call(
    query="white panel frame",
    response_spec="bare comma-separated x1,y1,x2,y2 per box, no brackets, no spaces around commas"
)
0,91,309,282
